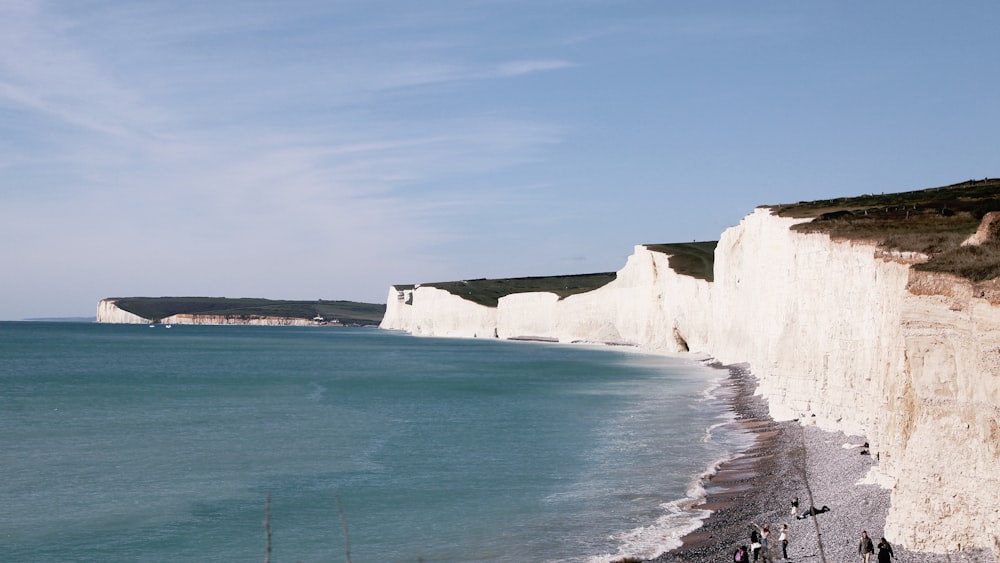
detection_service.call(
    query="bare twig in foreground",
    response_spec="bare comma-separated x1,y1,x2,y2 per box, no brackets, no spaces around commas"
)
334,490,353,563
263,493,273,563
797,425,828,563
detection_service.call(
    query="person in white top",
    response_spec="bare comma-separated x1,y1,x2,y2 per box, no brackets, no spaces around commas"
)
751,521,771,562
778,524,789,560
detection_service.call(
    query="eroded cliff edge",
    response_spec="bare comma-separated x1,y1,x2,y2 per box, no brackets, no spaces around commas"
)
380,206,1000,555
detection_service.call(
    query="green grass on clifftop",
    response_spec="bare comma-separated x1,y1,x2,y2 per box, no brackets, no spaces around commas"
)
643,242,718,282
398,245,718,306
398,178,1000,307
112,297,386,325
769,177,1000,281
410,273,618,307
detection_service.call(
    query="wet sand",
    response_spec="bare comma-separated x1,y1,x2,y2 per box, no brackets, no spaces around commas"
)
647,366,994,563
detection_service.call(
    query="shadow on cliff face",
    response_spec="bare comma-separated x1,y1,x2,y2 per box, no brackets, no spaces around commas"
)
673,328,689,351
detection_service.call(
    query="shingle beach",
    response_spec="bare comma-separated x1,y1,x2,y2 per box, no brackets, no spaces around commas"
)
649,366,994,563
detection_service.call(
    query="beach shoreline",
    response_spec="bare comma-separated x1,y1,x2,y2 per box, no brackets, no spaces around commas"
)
648,365,994,563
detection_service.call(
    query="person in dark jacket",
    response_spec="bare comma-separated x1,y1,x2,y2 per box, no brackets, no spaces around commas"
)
858,530,875,563
877,537,894,562
795,505,830,519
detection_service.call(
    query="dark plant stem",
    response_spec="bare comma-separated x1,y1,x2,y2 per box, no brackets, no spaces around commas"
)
334,490,353,563
264,493,272,563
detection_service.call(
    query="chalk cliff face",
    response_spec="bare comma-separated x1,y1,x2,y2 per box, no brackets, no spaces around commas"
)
96,299,151,324
157,314,324,326
386,286,498,338
380,207,1000,555
95,299,327,326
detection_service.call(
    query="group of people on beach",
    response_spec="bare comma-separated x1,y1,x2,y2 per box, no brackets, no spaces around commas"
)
732,521,788,562
731,498,895,562
859,530,895,563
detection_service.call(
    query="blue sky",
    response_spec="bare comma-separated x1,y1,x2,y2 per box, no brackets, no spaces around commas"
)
2,1,998,320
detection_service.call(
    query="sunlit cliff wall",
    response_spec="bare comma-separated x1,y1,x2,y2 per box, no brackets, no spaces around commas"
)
157,314,321,326
96,299,151,324
380,207,1000,555
384,286,499,338
96,299,324,326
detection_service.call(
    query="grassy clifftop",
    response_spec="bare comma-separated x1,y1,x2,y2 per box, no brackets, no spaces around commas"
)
112,297,386,325
643,242,718,282
770,177,1000,281
394,244,718,307
403,178,1000,306
404,273,619,308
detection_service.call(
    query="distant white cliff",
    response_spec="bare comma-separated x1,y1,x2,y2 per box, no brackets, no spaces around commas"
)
96,299,150,324
95,299,328,326
380,206,1000,556
157,313,324,326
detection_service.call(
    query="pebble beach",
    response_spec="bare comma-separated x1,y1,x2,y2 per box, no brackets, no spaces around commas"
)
649,366,995,563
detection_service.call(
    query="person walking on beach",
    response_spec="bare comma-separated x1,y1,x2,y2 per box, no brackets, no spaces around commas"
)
859,530,875,563
778,523,789,560
877,537,894,562
790,496,799,517
734,545,749,562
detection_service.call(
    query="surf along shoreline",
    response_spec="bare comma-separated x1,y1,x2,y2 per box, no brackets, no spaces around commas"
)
647,364,994,563
646,363,806,562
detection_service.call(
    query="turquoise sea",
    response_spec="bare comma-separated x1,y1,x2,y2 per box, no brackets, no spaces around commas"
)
0,322,750,562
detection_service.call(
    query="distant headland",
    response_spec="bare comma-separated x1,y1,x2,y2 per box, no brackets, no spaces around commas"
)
96,297,386,327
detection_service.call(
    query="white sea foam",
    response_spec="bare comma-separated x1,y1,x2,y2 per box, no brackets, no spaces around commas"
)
573,453,741,563
581,497,712,563
307,381,326,401
704,420,731,443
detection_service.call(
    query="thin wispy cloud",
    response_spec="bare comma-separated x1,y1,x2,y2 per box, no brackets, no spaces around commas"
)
495,59,576,77
0,4,168,139
1,0,997,319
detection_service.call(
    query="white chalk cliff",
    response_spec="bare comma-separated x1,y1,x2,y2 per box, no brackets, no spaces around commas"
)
95,299,327,326
380,207,1000,556
96,299,151,324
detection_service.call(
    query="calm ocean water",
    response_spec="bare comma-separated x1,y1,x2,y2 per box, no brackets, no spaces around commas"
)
0,322,750,562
